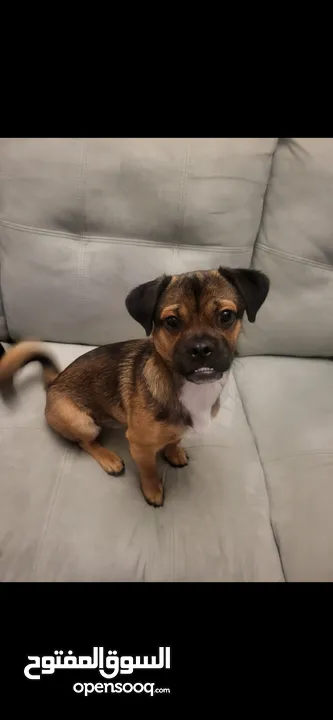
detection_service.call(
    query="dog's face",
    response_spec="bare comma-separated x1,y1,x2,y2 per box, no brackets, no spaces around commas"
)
126,267,269,384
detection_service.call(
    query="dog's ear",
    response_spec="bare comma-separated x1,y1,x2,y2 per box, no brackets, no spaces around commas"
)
218,267,270,323
125,275,172,336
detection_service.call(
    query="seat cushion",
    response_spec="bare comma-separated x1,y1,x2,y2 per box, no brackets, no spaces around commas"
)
234,356,333,581
0,343,283,582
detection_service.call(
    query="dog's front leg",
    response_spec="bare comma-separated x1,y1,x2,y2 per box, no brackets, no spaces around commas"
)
163,443,188,468
128,439,163,507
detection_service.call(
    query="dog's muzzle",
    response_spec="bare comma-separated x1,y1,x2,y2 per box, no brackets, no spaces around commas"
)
173,335,232,384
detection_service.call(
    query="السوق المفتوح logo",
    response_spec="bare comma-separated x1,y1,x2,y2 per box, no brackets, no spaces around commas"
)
23,646,171,681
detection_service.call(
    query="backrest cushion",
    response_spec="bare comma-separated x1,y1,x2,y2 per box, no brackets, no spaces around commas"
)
0,287,8,340
0,138,276,345
239,138,333,357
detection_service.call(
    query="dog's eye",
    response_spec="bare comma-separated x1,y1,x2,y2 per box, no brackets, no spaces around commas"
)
219,309,236,327
164,316,180,330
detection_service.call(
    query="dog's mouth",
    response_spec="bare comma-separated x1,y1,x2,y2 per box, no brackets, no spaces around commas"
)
186,367,223,384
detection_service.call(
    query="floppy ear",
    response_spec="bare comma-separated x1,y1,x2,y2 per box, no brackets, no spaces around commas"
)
125,275,172,336
218,267,270,323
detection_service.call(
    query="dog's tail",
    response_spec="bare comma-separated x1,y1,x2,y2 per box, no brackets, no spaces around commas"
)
0,341,60,389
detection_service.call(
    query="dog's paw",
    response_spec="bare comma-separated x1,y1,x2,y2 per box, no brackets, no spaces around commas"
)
100,451,125,476
107,462,125,477
142,482,164,508
163,445,189,468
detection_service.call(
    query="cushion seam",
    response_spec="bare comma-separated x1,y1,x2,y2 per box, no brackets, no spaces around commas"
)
0,219,252,253
250,138,279,267
29,449,70,581
267,449,333,464
256,242,333,272
233,370,286,581
0,239,11,341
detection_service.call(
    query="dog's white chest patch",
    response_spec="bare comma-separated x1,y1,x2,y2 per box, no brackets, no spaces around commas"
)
179,376,226,435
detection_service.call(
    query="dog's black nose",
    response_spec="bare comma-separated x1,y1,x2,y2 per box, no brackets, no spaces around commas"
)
186,337,215,359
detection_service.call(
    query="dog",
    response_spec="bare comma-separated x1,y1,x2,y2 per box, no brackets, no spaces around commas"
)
0,267,269,507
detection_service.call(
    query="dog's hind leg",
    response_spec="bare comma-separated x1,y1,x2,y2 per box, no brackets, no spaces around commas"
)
79,439,125,476
45,394,125,476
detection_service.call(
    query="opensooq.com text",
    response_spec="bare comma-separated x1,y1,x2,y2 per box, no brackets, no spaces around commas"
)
73,682,170,696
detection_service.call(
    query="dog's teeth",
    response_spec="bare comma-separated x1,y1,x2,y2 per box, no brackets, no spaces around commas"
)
195,367,213,373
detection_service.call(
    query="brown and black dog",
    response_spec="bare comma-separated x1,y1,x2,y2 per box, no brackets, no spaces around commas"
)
0,267,269,506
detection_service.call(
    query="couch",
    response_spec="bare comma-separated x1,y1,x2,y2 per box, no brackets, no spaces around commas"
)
0,138,332,582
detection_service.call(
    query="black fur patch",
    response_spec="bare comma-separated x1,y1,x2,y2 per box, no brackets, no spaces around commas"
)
21,354,58,371
218,267,270,323
187,274,202,312
155,401,193,428
126,275,172,336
